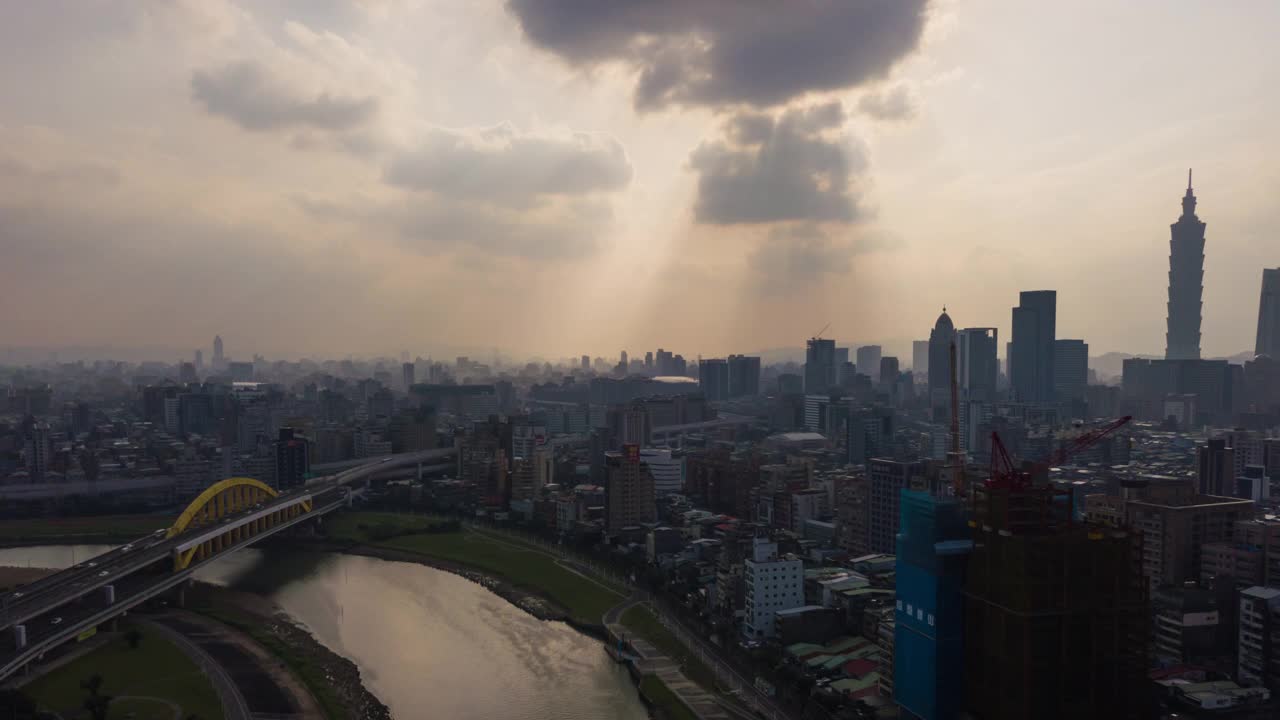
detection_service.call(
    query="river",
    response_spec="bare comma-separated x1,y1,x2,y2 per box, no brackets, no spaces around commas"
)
0,544,650,720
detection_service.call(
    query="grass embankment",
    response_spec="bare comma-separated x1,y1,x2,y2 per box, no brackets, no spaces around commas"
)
621,605,719,691
189,597,346,720
0,513,171,543
22,626,223,720
326,512,622,626
639,675,699,720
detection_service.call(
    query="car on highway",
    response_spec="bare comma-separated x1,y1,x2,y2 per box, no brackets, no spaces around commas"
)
11,591,23,598
50,617,62,626
121,544,133,552
87,562,97,568
98,570,110,578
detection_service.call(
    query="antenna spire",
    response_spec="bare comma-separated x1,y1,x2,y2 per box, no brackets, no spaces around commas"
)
1187,168,1193,191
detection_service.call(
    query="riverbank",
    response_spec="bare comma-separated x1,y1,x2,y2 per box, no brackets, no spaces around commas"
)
188,582,392,720
0,513,171,547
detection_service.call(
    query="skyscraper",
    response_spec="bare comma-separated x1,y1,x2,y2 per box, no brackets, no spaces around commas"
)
1010,291,1056,403
212,335,224,370
927,309,956,419
194,349,203,371
274,427,310,490
698,358,730,401
727,354,761,397
879,356,900,387
1166,170,1205,361
1256,268,1280,357
402,361,415,390
1052,339,1089,402
912,340,930,377
804,338,837,394
956,328,998,403
856,345,882,381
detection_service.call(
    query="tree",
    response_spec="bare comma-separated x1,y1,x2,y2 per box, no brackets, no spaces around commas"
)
0,689,38,720
80,673,112,720
126,628,142,649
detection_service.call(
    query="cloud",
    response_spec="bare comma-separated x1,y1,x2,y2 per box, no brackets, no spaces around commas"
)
689,101,866,225
384,124,632,205
298,193,612,261
857,84,917,121
746,224,897,295
191,60,379,132
505,0,931,110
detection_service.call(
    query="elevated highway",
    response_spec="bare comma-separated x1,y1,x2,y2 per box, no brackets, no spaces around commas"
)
0,447,456,681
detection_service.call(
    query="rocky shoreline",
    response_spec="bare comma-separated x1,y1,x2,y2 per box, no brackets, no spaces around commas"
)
194,584,393,720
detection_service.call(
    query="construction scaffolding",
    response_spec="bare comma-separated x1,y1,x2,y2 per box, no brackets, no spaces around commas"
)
963,482,1149,719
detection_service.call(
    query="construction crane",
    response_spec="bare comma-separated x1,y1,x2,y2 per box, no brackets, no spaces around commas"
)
987,415,1133,491
813,322,831,340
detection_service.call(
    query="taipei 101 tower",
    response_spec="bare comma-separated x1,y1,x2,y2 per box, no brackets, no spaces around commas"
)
1166,170,1205,360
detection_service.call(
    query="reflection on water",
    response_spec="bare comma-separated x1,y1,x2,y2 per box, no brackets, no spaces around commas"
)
3,544,648,720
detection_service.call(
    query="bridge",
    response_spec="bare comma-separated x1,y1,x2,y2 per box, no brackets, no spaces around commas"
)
0,448,456,681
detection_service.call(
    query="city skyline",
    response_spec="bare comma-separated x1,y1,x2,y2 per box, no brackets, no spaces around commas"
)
2,2,1278,361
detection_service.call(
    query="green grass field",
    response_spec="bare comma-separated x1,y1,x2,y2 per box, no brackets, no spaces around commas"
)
639,675,699,720
621,605,719,691
0,513,171,541
329,512,622,625
22,626,223,720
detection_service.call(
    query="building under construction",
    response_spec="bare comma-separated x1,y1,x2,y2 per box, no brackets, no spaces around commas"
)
962,480,1149,719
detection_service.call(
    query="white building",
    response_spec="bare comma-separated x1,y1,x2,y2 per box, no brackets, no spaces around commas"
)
640,448,683,496
512,425,548,462
1239,586,1280,689
743,537,804,640
24,424,53,480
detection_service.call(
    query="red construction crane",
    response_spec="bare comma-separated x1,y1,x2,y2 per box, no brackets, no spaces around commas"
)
987,415,1133,490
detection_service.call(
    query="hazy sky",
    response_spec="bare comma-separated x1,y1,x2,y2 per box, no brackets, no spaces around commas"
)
1,0,1277,363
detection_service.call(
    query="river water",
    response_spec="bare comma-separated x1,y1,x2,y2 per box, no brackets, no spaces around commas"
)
0,545,649,720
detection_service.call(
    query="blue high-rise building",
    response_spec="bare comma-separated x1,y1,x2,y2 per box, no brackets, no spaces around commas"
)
894,490,972,720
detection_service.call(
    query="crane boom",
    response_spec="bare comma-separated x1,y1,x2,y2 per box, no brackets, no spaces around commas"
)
986,415,1133,491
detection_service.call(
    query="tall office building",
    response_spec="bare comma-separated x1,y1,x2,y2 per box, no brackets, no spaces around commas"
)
956,328,998,403
868,458,924,554
1198,438,1235,496
24,423,52,480
1010,291,1057,403
1257,268,1280,357
581,354,590,371
895,491,971,720
1166,171,1205,360
605,444,655,531
727,354,761,397
856,345,882,381
274,427,310,490
212,335,224,370
879,356,900,387
927,309,956,419
1052,339,1089,402
912,340,929,377
402,362,415,390
804,338,837,394
698,358,730,401
194,349,203,372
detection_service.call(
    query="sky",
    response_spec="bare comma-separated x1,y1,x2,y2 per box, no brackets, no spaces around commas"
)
1,0,1277,364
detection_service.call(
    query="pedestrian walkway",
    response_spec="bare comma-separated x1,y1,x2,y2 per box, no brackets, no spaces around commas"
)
605,602,729,720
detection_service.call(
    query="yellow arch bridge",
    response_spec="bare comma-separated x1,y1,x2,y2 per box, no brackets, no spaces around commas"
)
167,477,314,571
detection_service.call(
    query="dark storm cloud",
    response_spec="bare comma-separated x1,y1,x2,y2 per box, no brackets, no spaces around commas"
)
505,0,930,110
690,102,865,225
384,124,632,205
191,60,378,131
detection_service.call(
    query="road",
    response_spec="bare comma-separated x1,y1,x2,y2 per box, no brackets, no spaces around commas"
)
0,448,457,681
